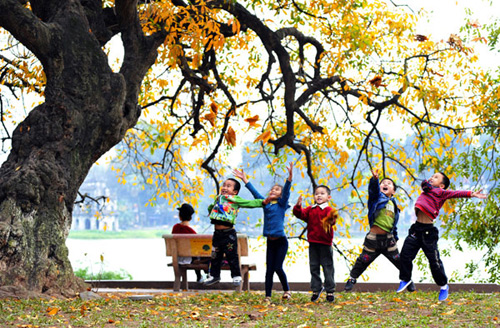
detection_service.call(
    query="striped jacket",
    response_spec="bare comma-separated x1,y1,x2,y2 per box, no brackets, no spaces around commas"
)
415,180,472,220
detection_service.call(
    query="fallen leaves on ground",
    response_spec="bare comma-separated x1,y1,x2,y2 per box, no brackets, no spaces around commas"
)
0,290,498,327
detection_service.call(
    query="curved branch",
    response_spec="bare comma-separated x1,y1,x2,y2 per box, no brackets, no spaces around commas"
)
0,0,53,61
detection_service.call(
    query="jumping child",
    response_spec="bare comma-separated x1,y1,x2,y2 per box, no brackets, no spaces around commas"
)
397,172,487,301
203,178,269,287
344,168,408,291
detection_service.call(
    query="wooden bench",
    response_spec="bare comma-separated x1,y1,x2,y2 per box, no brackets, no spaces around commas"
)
162,233,257,291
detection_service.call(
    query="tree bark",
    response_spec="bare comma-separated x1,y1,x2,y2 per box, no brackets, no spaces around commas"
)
0,0,161,297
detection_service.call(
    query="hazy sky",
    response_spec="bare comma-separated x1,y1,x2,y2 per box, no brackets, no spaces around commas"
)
406,0,499,39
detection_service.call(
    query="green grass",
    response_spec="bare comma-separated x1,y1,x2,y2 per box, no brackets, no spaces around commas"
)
68,229,167,239
0,290,498,327
74,267,133,280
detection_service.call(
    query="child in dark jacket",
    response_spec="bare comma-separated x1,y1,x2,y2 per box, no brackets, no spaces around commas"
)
398,172,487,301
234,163,293,300
344,169,406,292
293,185,338,303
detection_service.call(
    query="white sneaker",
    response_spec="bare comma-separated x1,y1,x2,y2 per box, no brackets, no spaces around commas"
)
197,274,207,283
232,276,242,286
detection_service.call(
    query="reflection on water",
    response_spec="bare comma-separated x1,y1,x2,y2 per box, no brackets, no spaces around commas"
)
66,237,485,283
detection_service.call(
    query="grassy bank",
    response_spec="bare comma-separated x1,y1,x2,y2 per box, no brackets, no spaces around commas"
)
1,290,499,327
68,229,168,239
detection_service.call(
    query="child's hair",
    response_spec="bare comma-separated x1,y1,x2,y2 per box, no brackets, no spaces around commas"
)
178,203,195,221
439,172,450,190
314,184,331,195
272,184,284,191
226,178,241,194
381,177,398,191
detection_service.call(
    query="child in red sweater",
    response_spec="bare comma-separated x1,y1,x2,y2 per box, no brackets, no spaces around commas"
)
398,172,487,301
171,203,207,283
293,185,338,302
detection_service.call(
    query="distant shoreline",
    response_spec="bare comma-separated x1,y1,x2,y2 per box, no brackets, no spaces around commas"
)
67,228,370,240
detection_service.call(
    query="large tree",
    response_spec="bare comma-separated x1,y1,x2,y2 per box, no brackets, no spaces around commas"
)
0,0,166,297
0,0,498,297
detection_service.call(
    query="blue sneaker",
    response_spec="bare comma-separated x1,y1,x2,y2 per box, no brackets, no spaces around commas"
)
396,280,412,293
438,285,449,301
203,276,221,286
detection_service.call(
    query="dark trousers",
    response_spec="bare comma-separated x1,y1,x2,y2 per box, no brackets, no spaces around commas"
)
350,232,400,279
309,242,335,293
209,228,241,278
399,222,447,286
265,237,290,297
191,257,210,281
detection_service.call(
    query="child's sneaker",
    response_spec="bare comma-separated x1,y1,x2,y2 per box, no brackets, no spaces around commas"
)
344,278,356,291
438,285,449,301
203,276,221,286
310,287,324,302
232,276,242,286
326,292,335,302
396,280,412,293
282,291,292,300
407,281,416,292
197,274,207,284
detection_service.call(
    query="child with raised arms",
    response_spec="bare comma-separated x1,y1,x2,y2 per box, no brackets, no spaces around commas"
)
203,178,270,287
344,168,407,291
234,162,293,300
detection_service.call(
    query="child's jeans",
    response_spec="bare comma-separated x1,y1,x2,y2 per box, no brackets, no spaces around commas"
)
209,228,241,278
265,236,290,297
309,242,335,293
349,232,400,279
399,222,447,286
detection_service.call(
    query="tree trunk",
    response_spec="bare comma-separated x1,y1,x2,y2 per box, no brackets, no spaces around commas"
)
0,0,158,297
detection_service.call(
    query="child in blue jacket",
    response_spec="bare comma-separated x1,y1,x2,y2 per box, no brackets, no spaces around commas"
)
234,163,293,300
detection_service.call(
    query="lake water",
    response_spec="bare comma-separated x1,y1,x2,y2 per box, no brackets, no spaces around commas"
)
66,237,487,284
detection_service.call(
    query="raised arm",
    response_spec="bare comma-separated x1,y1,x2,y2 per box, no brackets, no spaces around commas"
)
471,189,488,199
287,162,293,182
368,169,380,203
233,169,249,184
233,169,266,200
292,195,308,221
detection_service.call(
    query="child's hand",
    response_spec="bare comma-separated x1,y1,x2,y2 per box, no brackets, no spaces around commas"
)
422,180,432,192
296,195,303,206
472,189,488,199
263,195,278,205
372,168,379,179
287,162,293,181
233,169,249,184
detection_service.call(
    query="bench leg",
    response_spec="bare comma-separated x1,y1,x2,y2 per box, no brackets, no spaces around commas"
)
241,266,250,291
173,267,181,292
180,267,188,291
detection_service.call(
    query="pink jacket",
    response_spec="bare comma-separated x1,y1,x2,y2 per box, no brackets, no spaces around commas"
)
415,180,472,220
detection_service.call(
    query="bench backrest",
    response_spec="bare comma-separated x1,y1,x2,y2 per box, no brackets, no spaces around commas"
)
162,234,249,258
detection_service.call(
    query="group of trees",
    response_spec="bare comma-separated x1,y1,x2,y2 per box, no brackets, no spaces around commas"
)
0,0,499,297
